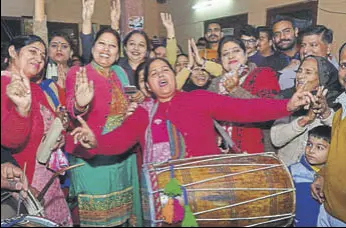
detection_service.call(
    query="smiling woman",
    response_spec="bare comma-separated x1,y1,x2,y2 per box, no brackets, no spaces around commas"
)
65,27,143,227
1,35,72,225
70,57,315,170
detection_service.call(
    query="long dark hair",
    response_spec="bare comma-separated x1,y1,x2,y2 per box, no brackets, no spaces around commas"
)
91,27,121,64
4,35,47,70
134,61,147,90
123,30,151,59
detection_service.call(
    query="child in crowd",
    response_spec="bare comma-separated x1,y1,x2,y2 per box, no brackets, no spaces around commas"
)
289,125,331,227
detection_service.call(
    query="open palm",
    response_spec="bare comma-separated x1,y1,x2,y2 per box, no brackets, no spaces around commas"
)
82,0,95,21
110,0,121,24
160,13,174,31
75,67,94,108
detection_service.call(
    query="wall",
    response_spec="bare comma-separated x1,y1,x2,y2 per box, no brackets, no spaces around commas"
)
166,0,346,56
1,0,166,38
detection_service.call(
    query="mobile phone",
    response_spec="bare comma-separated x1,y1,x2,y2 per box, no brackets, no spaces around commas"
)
124,85,138,95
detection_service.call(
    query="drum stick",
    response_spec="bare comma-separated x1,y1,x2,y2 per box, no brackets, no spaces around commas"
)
16,162,27,216
37,163,85,202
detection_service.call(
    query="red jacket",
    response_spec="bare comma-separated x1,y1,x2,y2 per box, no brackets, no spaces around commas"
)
232,67,281,153
1,74,54,183
82,90,290,167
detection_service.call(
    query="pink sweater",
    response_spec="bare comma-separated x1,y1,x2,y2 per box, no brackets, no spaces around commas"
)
82,90,291,166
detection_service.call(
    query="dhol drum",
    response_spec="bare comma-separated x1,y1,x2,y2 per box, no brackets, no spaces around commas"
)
1,190,57,227
1,215,58,227
141,153,295,227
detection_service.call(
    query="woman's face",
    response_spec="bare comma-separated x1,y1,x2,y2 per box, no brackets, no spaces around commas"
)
175,55,189,73
295,58,319,92
146,59,176,102
92,32,119,69
190,67,210,87
221,41,247,72
125,33,147,63
49,36,72,65
138,69,150,97
11,41,46,79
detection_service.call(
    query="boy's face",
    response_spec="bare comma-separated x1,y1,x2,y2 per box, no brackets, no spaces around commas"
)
305,136,329,166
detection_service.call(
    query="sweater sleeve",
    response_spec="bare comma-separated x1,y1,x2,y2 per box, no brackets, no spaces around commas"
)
205,61,223,77
197,91,291,123
80,32,94,64
82,107,148,157
166,38,177,67
1,78,32,149
176,68,190,90
270,116,307,147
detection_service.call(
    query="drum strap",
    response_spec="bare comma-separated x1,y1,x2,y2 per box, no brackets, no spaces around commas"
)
213,120,242,153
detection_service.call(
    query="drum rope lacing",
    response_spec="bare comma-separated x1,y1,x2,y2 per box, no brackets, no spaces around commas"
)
147,153,295,226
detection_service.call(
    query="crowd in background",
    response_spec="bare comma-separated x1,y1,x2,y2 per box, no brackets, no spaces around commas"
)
1,0,345,227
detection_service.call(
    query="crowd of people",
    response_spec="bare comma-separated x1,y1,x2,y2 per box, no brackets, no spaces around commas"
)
1,0,345,227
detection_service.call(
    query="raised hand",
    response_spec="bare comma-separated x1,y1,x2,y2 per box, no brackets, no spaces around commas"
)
82,0,95,21
110,0,121,30
6,71,32,117
71,116,97,149
287,86,316,112
312,86,331,119
160,13,175,37
74,67,94,110
57,64,67,89
187,39,194,70
190,38,204,66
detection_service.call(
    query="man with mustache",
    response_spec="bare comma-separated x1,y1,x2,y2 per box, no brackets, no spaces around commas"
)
199,22,223,62
263,16,300,72
279,25,336,90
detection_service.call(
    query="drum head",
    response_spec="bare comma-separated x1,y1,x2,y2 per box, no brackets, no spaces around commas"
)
1,192,28,220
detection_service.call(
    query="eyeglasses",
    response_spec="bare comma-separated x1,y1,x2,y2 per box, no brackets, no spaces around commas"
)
221,48,243,58
241,39,257,45
339,62,346,70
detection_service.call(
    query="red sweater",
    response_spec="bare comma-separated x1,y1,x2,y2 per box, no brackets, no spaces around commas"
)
1,75,53,183
65,64,126,156
82,90,291,166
